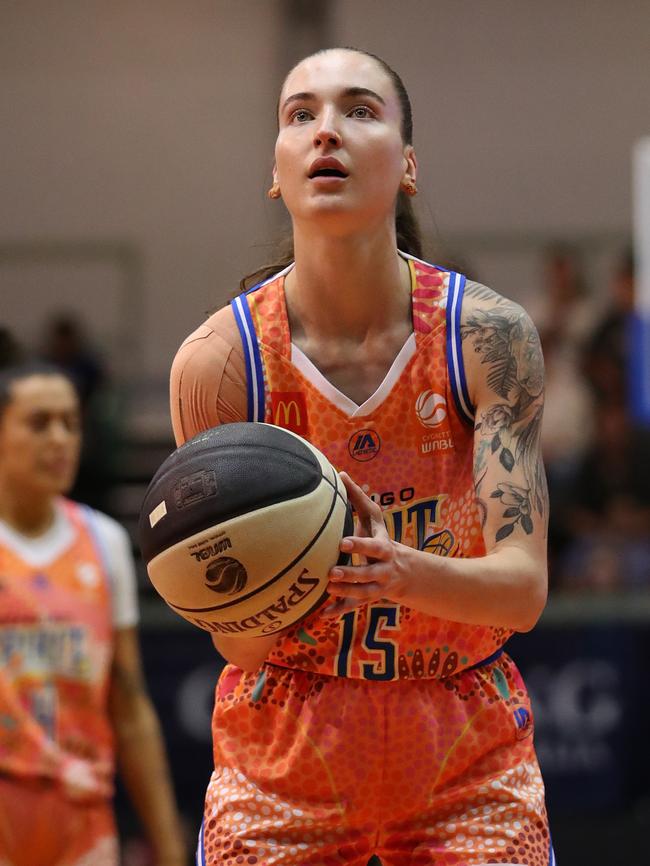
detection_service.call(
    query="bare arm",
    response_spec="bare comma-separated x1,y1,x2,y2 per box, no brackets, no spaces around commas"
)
325,283,548,633
108,628,186,865
169,307,249,444
171,306,281,670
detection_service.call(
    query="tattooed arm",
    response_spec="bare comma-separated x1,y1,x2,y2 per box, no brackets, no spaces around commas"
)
326,282,548,632
464,282,548,540
462,282,549,620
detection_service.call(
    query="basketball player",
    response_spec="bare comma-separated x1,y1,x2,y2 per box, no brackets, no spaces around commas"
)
0,362,186,866
171,48,554,866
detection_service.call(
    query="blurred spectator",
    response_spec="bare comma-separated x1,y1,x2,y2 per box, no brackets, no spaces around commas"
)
557,399,650,592
40,313,116,511
40,313,105,408
0,327,23,368
583,248,635,404
530,247,598,571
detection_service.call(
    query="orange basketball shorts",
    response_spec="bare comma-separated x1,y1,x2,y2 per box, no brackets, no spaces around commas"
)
197,654,555,865
0,776,117,866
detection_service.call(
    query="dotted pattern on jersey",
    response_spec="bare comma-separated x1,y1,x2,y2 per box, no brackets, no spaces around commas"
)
201,656,550,865
0,500,114,782
243,260,513,680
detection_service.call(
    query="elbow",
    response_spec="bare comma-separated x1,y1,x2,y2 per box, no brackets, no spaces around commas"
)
211,633,277,672
515,573,548,633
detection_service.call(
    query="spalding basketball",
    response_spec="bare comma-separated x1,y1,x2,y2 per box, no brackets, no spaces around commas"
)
138,422,353,637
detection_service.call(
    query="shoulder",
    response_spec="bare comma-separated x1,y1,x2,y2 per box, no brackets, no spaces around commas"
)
80,505,132,554
170,303,248,444
460,279,524,318
79,505,139,627
172,304,243,374
459,280,544,403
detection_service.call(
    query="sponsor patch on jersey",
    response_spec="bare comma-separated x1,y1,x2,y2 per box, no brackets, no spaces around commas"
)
270,392,309,436
415,390,454,455
415,390,447,428
348,429,381,462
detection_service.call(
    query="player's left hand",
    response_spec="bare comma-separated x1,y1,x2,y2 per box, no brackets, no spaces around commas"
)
322,472,406,616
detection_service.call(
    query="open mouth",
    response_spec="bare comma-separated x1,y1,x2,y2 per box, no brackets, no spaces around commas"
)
309,167,348,179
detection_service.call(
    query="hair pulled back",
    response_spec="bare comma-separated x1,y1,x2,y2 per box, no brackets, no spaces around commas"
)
240,48,423,292
0,361,71,419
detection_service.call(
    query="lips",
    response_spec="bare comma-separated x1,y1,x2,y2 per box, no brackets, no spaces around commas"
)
308,157,348,179
41,456,75,475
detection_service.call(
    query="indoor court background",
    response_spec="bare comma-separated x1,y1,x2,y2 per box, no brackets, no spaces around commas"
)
2,2,650,863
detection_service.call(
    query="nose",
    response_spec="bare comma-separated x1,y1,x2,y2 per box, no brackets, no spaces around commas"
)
48,419,74,445
313,110,342,149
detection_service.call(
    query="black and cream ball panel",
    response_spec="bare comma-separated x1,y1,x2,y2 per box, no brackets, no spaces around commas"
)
138,422,352,637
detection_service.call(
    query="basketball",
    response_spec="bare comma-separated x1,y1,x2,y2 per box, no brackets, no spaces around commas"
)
138,422,353,637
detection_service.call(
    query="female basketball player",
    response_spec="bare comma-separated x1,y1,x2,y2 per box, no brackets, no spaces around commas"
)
0,362,186,866
171,48,554,866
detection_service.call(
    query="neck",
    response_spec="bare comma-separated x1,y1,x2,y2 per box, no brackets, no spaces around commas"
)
285,223,411,342
0,486,57,537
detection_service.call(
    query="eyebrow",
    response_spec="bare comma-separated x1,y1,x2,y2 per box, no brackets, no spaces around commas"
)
281,86,386,112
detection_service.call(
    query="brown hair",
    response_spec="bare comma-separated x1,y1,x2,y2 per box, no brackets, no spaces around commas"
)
239,47,423,292
0,361,71,419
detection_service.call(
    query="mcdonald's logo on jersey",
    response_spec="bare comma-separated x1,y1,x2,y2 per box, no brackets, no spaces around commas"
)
270,392,309,436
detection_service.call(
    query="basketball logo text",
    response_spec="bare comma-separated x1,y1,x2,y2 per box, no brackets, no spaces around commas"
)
190,536,233,562
190,569,320,634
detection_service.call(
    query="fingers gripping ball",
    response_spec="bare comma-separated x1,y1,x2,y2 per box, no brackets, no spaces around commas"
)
138,422,353,637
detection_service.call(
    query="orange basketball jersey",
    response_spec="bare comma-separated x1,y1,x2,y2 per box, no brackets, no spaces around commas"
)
230,254,512,681
0,500,114,789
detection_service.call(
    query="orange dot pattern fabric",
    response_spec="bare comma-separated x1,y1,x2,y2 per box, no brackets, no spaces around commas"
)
246,257,512,680
200,656,551,865
0,500,114,783
0,500,117,863
197,256,553,864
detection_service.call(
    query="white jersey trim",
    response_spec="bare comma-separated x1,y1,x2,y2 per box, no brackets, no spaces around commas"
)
290,333,417,419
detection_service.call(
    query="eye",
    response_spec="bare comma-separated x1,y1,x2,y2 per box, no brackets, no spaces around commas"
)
348,105,374,119
290,108,313,123
63,413,82,434
27,413,49,433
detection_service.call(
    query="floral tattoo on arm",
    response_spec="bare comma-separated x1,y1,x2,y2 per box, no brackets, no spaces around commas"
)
461,283,548,542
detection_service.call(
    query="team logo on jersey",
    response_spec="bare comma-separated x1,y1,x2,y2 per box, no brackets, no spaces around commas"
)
421,529,456,557
348,429,381,461
270,392,309,437
415,390,447,428
205,556,248,595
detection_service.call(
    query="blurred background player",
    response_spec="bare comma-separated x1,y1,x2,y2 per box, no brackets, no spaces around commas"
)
0,361,186,866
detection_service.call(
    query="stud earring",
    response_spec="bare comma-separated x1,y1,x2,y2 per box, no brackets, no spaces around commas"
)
402,179,418,197
267,183,281,200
